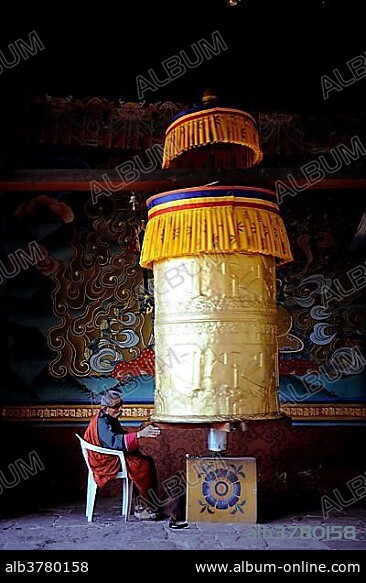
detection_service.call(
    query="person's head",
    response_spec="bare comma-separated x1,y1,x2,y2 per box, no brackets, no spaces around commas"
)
100,389,123,418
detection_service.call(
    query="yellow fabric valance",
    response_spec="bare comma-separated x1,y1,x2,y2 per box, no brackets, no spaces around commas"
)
140,186,293,268
162,107,263,170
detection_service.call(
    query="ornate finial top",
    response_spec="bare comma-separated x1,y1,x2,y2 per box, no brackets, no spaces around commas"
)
201,88,219,106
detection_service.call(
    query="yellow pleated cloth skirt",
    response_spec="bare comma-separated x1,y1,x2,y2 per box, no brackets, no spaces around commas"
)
162,107,263,170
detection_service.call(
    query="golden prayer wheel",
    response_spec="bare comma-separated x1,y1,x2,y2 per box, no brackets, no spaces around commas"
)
140,186,293,422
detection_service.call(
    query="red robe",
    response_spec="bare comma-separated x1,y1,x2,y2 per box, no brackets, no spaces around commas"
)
84,412,157,505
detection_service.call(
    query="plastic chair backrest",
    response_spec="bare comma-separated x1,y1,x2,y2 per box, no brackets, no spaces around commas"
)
75,433,128,476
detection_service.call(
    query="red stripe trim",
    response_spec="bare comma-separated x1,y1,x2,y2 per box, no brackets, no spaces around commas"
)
146,185,277,205
149,200,280,219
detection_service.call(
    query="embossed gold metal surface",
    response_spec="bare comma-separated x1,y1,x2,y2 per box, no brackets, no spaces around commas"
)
152,253,281,422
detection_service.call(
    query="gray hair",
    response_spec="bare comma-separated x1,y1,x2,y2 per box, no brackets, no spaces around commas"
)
100,389,122,407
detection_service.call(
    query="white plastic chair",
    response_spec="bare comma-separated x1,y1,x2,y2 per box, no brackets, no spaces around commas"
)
76,434,133,522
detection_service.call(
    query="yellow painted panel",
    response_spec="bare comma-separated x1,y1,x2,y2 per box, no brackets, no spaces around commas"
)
186,456,257,523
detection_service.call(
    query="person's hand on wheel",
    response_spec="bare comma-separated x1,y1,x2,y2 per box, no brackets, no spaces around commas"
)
137,424,160,439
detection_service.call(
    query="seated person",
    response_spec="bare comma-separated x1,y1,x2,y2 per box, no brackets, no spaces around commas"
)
84,389,160,519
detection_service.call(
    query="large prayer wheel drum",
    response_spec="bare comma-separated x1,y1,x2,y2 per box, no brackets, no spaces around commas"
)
140,185,293,423
153,254,278,422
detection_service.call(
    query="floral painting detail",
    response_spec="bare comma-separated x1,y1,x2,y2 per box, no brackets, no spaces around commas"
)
15,194,74,223
197,462,246,515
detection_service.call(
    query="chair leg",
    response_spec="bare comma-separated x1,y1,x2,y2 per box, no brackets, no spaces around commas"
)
127,481,133,521
122,478,133,522
86,472,97,522
122,479,127,518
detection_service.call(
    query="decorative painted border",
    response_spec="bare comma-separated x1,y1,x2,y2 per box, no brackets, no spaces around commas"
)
281,403,366,421
0,404,154,422
1,403,365,422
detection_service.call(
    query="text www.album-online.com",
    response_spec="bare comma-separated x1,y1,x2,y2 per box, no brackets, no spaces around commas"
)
195,561,360,574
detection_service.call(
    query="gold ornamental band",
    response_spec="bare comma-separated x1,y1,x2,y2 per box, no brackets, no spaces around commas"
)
152,412,286,423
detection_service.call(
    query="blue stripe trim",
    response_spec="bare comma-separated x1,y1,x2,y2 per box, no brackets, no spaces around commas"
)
147,188,277,210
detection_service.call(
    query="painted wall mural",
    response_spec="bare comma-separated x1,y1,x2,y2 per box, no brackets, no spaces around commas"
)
0,190,155,421
277,191,366,423
0,189,365,424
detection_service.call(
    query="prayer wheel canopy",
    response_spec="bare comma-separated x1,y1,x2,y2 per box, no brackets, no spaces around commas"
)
140,186,292,269
162,104,263,170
